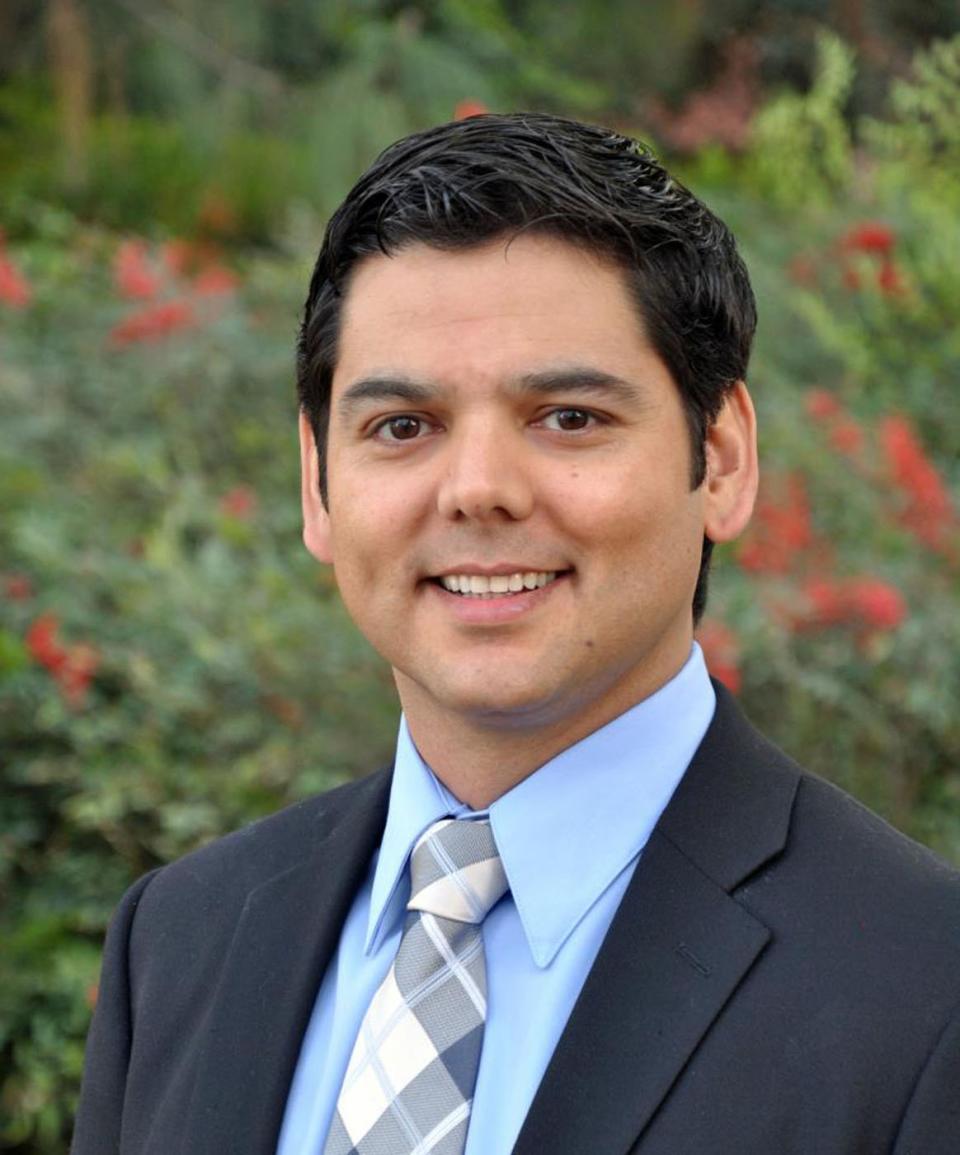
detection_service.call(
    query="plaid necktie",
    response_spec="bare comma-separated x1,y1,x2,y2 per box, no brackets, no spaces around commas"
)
323,818,508,1155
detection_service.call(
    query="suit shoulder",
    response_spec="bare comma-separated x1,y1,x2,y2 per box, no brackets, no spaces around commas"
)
705,686,960,912
132,767,391,923
793,768,960,898
740,765,960,992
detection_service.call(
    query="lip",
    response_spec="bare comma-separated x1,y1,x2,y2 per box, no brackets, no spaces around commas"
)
423,571,571,624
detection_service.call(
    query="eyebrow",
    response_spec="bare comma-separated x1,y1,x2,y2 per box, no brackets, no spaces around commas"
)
335,365,648,420
336,376,435,420
511,367,647,404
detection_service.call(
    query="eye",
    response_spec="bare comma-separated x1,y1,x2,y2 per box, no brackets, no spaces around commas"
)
372,415,436,442
540,408,598,432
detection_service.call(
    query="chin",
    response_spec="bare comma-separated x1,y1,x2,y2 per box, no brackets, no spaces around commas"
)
437,678,577,730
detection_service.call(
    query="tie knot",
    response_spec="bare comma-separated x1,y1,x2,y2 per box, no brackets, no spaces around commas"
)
407,818,508,924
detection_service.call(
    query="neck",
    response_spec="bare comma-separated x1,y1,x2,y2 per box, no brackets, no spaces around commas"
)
396,658,688,809
407,720,579,809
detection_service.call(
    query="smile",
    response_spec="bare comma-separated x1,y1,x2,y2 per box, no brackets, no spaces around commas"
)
437,571,560,597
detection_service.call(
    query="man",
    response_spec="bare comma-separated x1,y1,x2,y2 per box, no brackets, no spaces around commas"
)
74,114,960,1154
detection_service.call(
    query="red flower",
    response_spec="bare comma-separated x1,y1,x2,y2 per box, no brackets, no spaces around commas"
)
846,579,906,630
841,222,895,255
877,259,905,296
881,416,942,502
58,644,100,707
109,299,196,346
193,264,239,296
220,485,258,520
793,576,906,633
800,578,848,628
26,613,69,672
161,239,202,277
696,619,741,694
454,100,488,120
837,224,907,300
0,251,32,308
828,418,864,457
738,474,814,575
113,240,162,300
804,391,863,458
25,613,99,705
805,389,842,422
880,415,955,551
3,573,33,601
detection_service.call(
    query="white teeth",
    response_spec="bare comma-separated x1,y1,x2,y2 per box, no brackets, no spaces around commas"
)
438,571,559,596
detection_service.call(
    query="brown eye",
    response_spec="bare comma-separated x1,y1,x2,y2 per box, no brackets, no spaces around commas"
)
381,416,424,441
547,408,593,431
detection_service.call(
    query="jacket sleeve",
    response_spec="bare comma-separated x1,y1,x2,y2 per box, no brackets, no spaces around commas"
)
71,870,159,1155
892,1003,960,1154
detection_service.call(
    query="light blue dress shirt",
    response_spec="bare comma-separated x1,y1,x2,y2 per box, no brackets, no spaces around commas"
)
277,644,715,1155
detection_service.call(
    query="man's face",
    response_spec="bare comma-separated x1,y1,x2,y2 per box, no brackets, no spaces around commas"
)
301,234,753,741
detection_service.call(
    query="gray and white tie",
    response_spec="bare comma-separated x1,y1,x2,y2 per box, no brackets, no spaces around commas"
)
323,818,508,1155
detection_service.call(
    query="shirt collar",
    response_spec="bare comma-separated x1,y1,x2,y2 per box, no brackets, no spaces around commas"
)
366,644,716,966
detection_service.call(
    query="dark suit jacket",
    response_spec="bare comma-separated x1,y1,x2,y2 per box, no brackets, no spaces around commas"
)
73,686,960,1154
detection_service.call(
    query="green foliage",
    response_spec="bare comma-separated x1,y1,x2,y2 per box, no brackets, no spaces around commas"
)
0,227,399,1150
865,34,960,222
748,31,855,209
0,1,592,244
870,33,960,163
516,0,704,108
697,33,960,866
0,89,305,244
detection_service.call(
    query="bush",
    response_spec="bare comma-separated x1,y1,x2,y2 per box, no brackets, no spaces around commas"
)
692,36,960,860
0,225,398,1149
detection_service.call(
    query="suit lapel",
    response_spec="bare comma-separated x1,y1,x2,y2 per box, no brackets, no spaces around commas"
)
179,770,392,1155
514,686,800,1155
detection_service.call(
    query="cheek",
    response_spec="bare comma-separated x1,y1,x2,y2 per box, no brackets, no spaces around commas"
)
325,491,420,613
584,475,704,585
324,506,381,596
566,467,689,540
326,468,402,549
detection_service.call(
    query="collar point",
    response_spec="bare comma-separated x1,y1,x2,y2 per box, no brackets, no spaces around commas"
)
529,941,561,970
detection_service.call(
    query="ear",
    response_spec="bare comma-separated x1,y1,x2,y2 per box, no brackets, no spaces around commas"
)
701,381,759,543
299,410,334,563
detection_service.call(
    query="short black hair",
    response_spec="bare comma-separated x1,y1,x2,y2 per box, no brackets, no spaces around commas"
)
297,112,756,623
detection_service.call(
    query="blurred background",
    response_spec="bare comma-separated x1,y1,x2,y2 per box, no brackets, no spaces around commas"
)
1,2,959,1150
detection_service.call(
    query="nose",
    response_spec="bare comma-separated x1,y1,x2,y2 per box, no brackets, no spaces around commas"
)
436,419,534,522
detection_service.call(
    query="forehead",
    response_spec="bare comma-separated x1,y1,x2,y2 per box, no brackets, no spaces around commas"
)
332,234,660,391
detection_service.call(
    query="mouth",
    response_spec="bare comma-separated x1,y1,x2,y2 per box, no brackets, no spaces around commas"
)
430,570,568,598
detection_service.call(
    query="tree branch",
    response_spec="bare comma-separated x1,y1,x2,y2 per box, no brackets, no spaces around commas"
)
107,0,285,99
